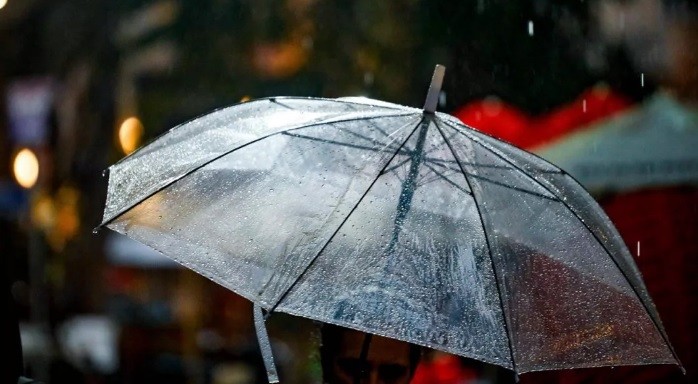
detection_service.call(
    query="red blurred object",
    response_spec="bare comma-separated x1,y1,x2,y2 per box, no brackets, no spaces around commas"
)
452,96,530,146
596,187,697,383
412,353,479,384
453,85,633,149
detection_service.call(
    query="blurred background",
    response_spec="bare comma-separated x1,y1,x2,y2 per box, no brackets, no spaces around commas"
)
1,0,695,383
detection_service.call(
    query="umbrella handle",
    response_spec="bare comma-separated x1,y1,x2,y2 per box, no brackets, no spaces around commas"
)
355,333,373,384
254,304,280,383
423,64,446,114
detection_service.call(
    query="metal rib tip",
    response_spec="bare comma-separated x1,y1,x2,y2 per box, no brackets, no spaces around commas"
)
423,64,446,114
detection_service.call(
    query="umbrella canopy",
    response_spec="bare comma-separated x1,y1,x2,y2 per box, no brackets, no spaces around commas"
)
98,67,680,377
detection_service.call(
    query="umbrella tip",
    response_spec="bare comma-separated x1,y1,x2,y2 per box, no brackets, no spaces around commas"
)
423,64,446,114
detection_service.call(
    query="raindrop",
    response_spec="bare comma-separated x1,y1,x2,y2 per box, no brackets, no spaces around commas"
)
582,99,587,113
364,72,374,86
528,21,534,36
640,73,645,87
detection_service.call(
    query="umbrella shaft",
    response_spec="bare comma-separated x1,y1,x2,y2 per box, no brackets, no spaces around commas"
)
386,117,430,257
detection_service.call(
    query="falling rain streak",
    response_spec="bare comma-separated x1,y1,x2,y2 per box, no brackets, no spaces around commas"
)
583,99,587,113
641,73,645,87
528,21,534,36
637,241,641,257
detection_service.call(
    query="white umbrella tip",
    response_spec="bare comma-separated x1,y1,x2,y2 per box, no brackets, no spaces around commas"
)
423,64,446,114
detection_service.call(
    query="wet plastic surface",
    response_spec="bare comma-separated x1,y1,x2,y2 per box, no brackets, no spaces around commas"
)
102,96,678,373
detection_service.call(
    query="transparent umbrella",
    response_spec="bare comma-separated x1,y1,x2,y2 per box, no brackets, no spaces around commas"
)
97,66,681,382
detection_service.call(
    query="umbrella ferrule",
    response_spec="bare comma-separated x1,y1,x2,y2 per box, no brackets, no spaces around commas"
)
423,64,446,114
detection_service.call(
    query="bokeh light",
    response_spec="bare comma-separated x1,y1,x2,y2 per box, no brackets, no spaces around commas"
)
118,116,144,155
13,148,40,189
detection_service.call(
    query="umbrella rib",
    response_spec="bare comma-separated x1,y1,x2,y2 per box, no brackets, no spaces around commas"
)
382,131,459,173
382,156,413,175
99,112,415,228
416,170,447,188
109,97,409,167
281,131,402,153
429,160,462,175
282,126,411,155
266,116,428,315
331,97,408,112
422,163,472,195
441,119,682,366
267,99,414,172
381,152,455,176
336,125,391,146
382,149,460,176
271,95,411,112
363,119,394,138
269,98,297,110
317,108,394,138
423,160,555,200
429,159,514,171
381,132,491,175
336,123,411,154
433,119,519,373
271,98,407,155
271,97,385,113
467,173,559,201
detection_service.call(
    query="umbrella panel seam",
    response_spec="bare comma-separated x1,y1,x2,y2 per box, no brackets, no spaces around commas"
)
421,163,472,196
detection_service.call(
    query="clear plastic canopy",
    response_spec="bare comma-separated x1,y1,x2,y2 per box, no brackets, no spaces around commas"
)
100,96,679,374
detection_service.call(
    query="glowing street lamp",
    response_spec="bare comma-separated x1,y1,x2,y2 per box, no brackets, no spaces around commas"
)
13,148,40,189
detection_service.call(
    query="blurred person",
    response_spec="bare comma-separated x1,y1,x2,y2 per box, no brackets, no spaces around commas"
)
320,324,421,384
